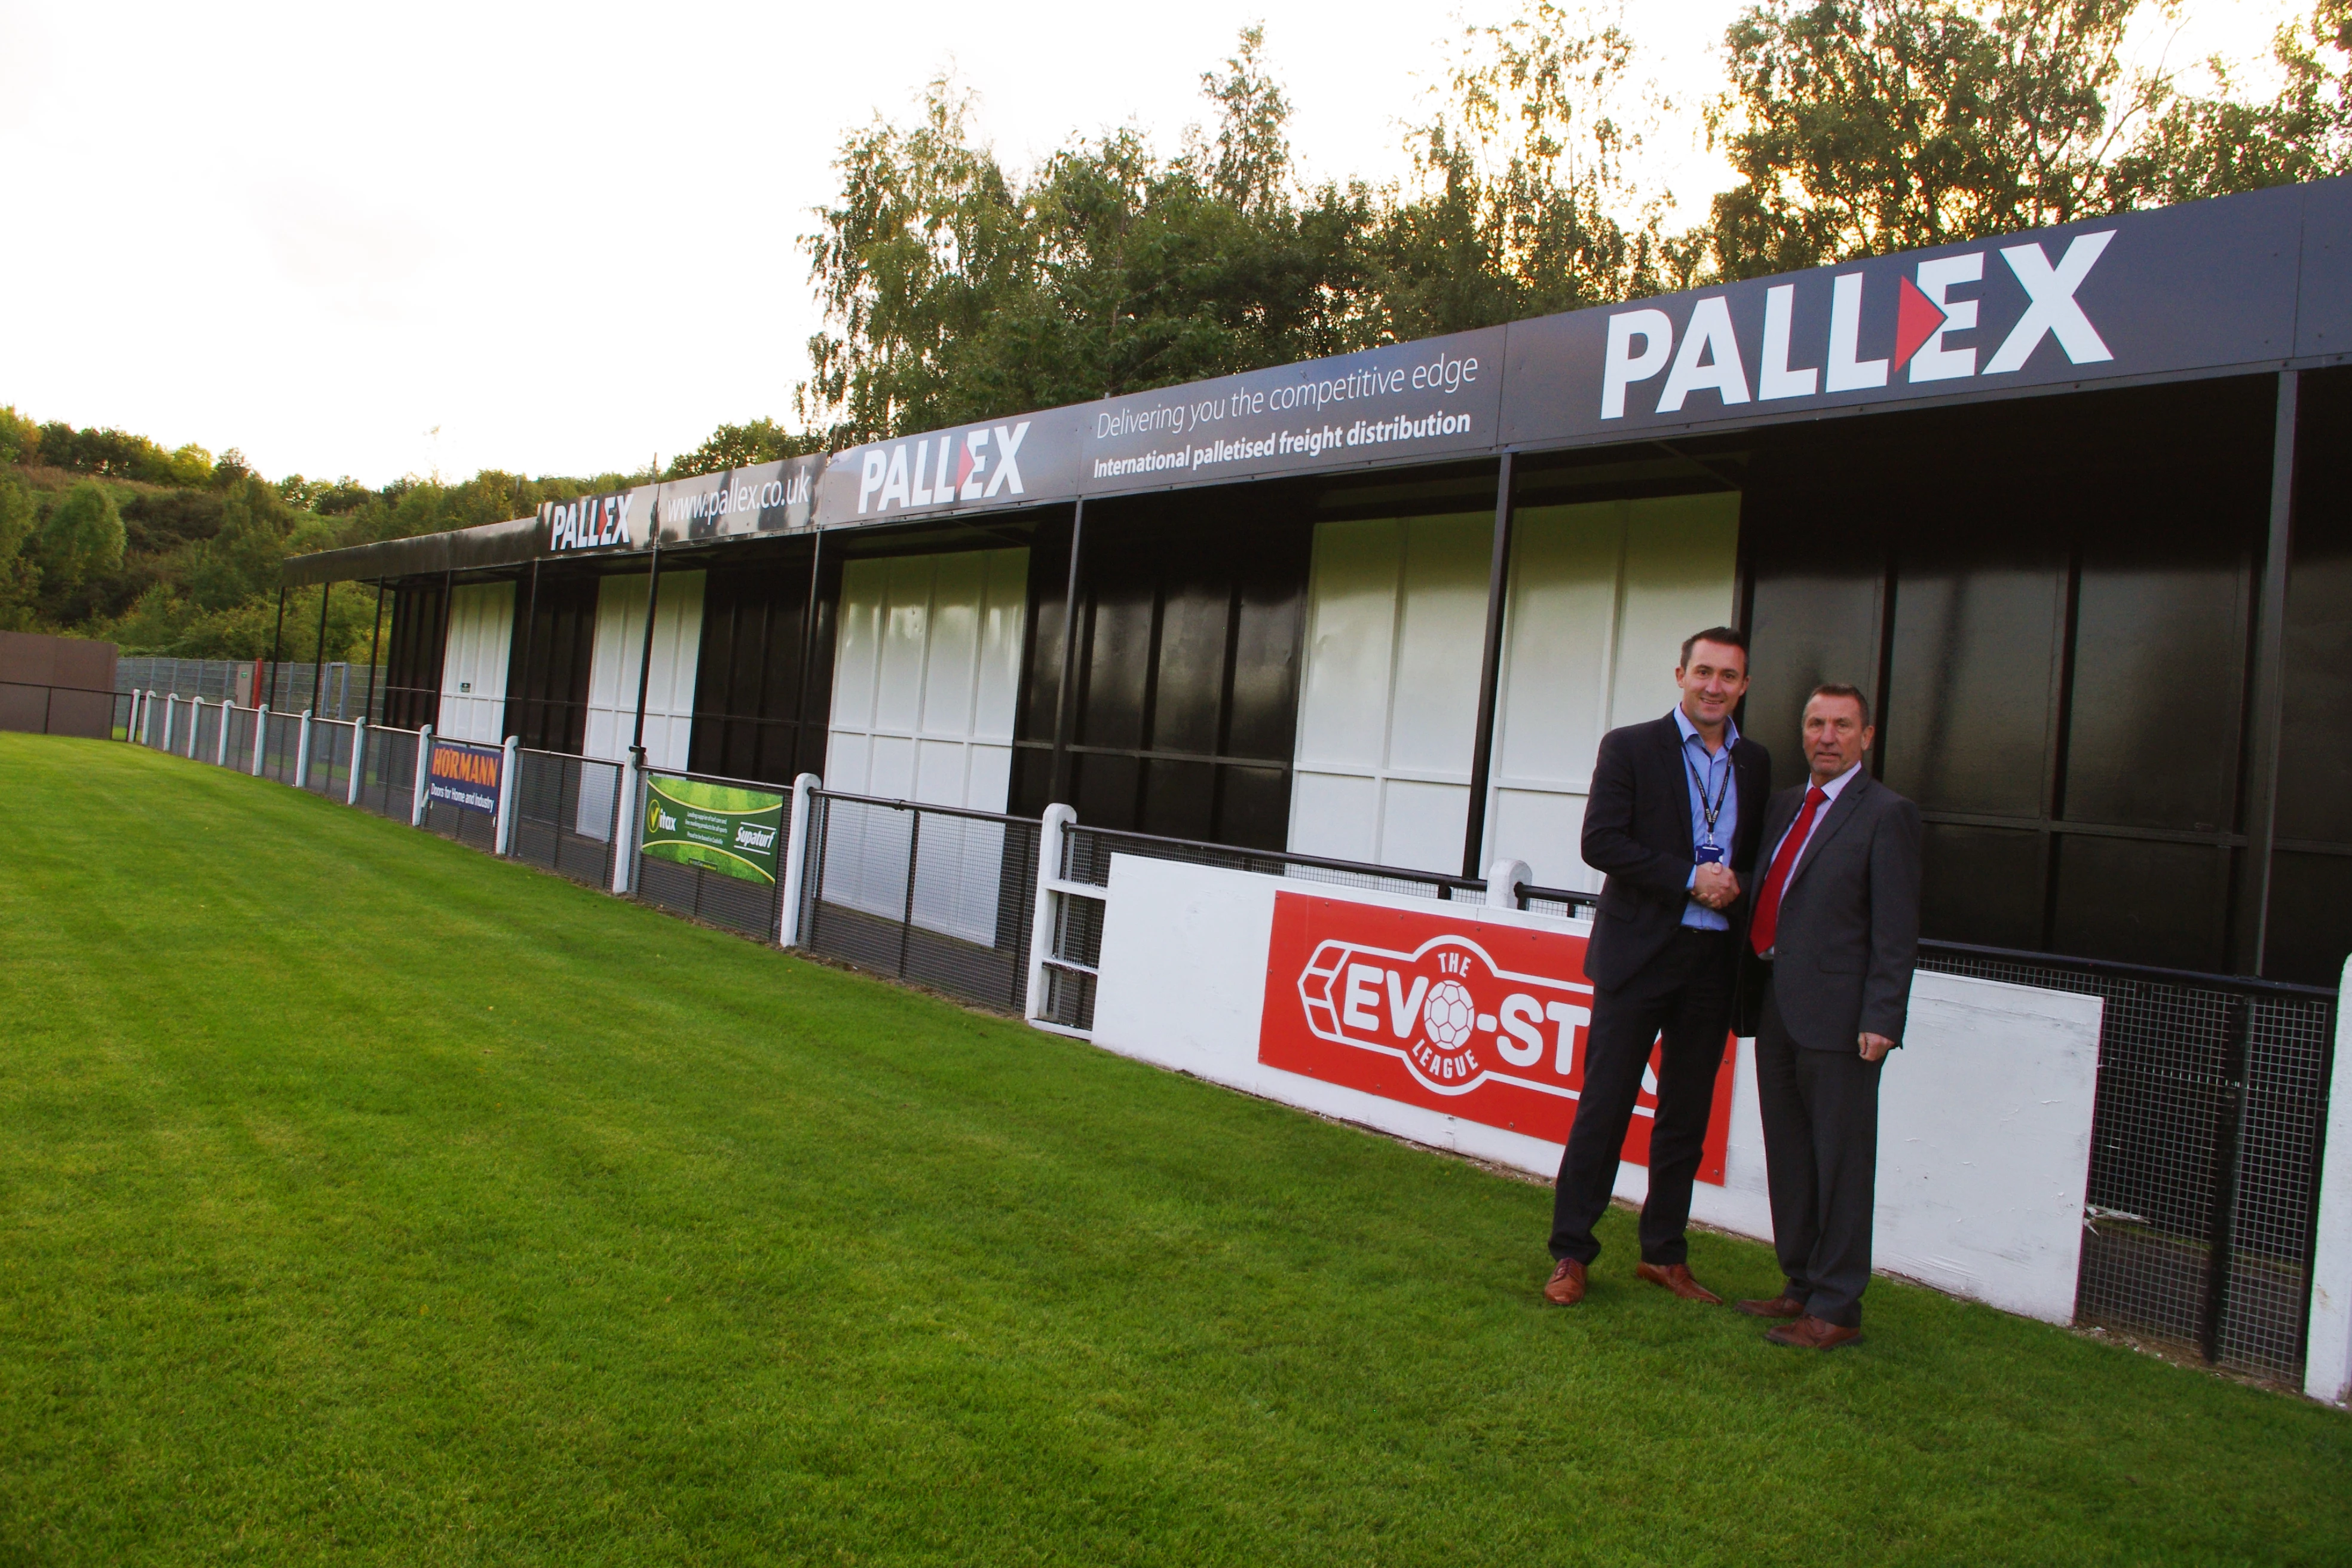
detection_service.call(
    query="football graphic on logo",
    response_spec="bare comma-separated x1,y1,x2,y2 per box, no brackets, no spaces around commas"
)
1423,978,1477,1050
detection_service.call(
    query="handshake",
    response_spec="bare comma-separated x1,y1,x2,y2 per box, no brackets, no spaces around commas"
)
1692,861,1741,911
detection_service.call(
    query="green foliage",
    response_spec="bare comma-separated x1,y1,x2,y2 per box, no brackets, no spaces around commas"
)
30,419,215,486
663,418,828,479
36,480,124,601
0,474,38,629
0,405,37,466
1707,0,2352,278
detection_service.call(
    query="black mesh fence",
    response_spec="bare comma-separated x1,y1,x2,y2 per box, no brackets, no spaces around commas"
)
190,701,223,765
1919,942,2336,1384
798,791,1040,1013
225,706,259,773
423,788,499,851
510,749,622,890
355,726,420,823
1517,883,1601,921
305,720,359,798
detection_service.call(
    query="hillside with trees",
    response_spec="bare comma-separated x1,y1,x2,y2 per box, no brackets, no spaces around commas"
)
7,0,2344,657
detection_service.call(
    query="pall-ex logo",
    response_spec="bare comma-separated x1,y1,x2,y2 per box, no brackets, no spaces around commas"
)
545,492,635,551
857,421,1030,514
1600,229,2114,419
1297,931,1591,1098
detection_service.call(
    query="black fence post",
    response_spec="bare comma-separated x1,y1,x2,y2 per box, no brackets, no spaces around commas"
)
896,806,923,979
2200,995,2255,1364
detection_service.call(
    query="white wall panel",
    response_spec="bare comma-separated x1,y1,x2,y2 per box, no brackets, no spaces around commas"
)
1290,513,1489,874
583,568,706,771
1483,493,1739,888
822,547,1029,944
436,582,514,743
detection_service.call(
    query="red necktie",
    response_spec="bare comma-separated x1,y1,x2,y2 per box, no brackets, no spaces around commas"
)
1750,786,1830,957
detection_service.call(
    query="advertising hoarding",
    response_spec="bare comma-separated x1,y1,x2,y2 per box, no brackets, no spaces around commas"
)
426,739,504,814
641,773,785,884
1257,889,1735,1181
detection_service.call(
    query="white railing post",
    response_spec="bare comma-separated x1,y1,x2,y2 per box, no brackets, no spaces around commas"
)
495,735,520,855
411,724,434,826
216,703,234,767
251,704,268,774
1026,803,1078,1025
142,690,158,746
347,716,367,806
778,773,821,947
610,748,643,895
1485,858,1532,910
295,709,314,788
2305,954,2352,1405
187,697,203,759
162,694,177,754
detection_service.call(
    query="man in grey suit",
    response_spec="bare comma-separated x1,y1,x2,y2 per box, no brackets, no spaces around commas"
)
1734,684,1921,1349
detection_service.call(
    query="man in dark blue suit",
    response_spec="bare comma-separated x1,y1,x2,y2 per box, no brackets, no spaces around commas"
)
1544,629,1771,1307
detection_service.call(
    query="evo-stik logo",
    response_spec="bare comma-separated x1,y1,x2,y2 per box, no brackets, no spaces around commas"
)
544,492,635,551
1599,231,2115,419
857,421,1031,514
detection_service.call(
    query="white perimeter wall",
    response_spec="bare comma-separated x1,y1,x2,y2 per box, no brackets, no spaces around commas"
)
2305,956,2352,1404
436,581,514,744
1287,495,1738,884
1088,853,2102,1324
820,547,1028,945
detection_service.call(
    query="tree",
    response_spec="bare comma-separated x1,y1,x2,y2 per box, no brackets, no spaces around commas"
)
38,481,125,601
666,419,828,479
0,474,38,628
2116,0,2351,203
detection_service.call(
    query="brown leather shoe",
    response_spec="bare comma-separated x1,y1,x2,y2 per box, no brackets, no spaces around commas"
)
1542,1258,1587,1305
1635,1261,1723,1304
1735,1293,1806,1319
1765,1314,1861,1349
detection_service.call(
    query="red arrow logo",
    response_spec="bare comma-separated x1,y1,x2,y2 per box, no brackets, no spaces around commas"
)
1894,274,1949,370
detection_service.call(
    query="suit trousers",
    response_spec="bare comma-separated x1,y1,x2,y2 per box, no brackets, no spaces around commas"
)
1549,929,1734,1267
1755,975,1883,1328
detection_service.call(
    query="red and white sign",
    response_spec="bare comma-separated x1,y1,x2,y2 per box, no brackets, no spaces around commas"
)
1256,891,1734,1183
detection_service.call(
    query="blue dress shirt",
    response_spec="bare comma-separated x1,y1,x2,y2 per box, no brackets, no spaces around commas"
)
1673,705,1739,930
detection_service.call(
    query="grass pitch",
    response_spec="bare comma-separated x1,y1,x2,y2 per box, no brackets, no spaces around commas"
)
2,734,2347,1566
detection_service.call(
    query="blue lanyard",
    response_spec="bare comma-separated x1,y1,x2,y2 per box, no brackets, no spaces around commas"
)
1685,743,1731,849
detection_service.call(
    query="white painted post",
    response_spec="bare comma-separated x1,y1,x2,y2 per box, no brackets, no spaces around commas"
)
251,704,269,774
2304,954,2352,1405
1484,858,1532,910
216,702,234,767
186,697,203,759
347,717,367,805
142,690,158,746
1025,803,1079,1025
411,724,434,826
162,694,177,754
777,773,821,946
494,735,520,855
295,709,314,788
610,748,642,895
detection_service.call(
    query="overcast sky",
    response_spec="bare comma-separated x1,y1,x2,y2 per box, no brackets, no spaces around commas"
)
0,0,2304,489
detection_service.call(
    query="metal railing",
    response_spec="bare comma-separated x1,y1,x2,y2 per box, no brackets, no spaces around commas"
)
798,789,1042,1014
1919,939,2335,1385
355,726,421,823
1515,881,1601,921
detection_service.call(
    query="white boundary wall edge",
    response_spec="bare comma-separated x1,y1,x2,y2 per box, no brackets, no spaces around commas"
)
2305,956,2352,1404
1085,852,2103,1325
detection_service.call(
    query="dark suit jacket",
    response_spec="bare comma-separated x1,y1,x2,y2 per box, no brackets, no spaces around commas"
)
1737,769,1923,1048
1580,712,1771,993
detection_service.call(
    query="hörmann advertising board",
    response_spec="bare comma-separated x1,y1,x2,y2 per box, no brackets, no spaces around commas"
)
425,738,504,814
1500,184,2310,445
1078,326,1508,494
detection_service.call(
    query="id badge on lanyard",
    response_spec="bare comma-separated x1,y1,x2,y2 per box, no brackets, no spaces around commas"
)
1688,749,1729,865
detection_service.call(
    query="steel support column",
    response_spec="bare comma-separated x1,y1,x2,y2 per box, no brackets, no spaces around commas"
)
267,585,288,712
363,580,385,722
1049,500,1086,804
308,580,332,714
794,529,826,776
2234,369,2298,976
630,542,664,757
1460,452,1516,881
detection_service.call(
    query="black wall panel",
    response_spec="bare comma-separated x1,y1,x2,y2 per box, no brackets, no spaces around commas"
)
1012,495,1312,849
380,578,448,731
687,543,832,786
504,570,597,754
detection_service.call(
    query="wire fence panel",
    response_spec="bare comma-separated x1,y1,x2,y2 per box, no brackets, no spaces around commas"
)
1061,826,1486,902
305,720,357,797
1516,883,1601,921
190,703,223,765
798,791,1040,1013
423,791,498,852
509,749,621,890
225,706,258,771
1919,944,2335,1385
355,727,419,823
259,712,301,785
